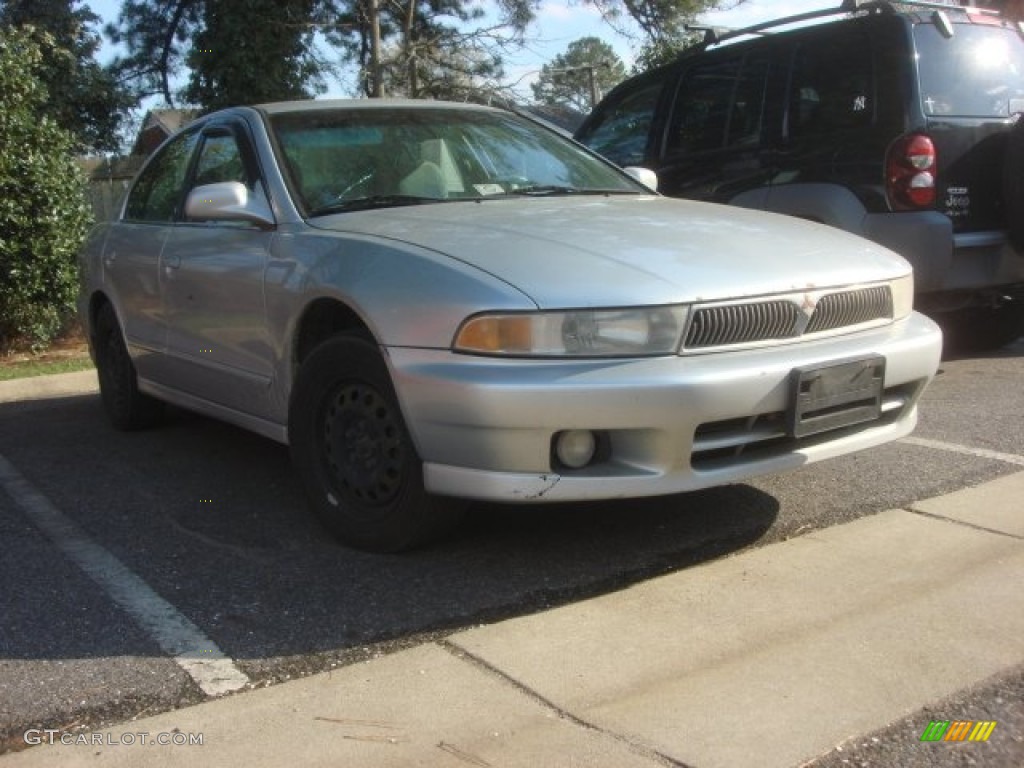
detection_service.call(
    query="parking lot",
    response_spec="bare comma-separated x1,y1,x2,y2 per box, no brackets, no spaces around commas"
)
1,339,1022,765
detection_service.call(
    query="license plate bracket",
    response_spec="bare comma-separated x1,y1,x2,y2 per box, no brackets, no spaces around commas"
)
787,356,885,438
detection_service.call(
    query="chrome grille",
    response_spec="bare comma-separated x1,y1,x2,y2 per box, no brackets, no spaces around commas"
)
805,285,893,334
683,285,894,351
685,300,799,348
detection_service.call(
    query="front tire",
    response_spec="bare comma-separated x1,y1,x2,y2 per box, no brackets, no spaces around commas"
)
93,303,164,430
288,334,464,552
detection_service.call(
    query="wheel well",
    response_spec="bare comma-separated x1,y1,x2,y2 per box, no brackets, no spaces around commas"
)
294,299,372,368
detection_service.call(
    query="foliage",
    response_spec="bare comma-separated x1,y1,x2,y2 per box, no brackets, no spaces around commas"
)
103,0,738,112
108,0,334,109
182,0,328,109
316,0,535,99
0,27,93,352
589,0,744,74
106,0,535,108
531,37,626,111
0,0,133,152
631,28,700,72
104,0,201,107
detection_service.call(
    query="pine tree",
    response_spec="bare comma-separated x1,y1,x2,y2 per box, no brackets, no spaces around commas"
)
532,38,627,112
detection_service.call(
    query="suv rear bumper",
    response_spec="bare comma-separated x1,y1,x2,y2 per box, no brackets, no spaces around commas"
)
863,212,1024,301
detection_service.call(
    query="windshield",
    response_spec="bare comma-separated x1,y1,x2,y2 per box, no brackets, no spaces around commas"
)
915,23,1024,118
269,107,642,215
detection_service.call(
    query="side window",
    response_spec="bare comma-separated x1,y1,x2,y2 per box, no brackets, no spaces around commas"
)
193,133,247,188
787,32,872,138
185,128,269,222
577,78,665,166
666,57,743,154
124,131,200,223
728,55,771,148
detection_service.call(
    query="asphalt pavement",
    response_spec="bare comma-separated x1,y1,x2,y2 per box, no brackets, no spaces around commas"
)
1,370,1022,767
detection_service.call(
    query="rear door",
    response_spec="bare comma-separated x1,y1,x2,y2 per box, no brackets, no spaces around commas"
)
914,19,1024,233
769,23,883,205
111,128,200,382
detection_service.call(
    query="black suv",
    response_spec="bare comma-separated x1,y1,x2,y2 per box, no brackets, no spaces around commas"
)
575,0,1024,349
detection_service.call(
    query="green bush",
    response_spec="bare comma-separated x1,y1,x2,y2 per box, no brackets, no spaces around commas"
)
0,27,93,353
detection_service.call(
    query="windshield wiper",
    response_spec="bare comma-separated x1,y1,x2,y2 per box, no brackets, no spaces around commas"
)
503,185,639,197
309,195,440,216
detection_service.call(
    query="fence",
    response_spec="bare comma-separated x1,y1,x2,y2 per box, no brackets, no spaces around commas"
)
80,156,144,221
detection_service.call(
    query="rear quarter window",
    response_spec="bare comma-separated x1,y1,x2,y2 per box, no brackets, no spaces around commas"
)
916,23,1024,118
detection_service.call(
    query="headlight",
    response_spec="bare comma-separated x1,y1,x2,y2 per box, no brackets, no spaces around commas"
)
453,306,689,357
891,272,914,320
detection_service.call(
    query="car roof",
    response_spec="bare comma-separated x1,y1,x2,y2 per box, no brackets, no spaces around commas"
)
253,98,502,116
682,0,1005,54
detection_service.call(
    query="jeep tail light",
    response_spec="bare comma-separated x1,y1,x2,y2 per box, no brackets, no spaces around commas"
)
886,133,936,211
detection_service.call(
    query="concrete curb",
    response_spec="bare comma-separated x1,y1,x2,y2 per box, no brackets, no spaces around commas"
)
3,471,1021,767
0,370,97,404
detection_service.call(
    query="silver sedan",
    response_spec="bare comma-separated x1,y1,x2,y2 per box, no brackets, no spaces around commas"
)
78,99,943,551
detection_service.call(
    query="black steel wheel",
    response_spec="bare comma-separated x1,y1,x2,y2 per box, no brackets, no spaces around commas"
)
93,303,164,430
322,382,406,507
288,334,464,552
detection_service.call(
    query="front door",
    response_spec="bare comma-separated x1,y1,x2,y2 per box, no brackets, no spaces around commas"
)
657,50,775,204
159,125,276,417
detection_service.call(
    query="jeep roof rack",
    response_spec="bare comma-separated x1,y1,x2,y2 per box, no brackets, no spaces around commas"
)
687,0,1001,50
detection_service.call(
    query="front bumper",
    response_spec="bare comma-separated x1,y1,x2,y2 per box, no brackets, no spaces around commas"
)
385,312,942,503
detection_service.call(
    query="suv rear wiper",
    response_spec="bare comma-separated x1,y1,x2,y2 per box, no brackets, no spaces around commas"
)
309,195,440,216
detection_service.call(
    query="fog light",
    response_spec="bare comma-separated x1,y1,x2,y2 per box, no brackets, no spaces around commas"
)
555,430,597,469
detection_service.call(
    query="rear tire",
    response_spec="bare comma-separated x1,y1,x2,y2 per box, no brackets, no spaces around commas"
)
934,300,1024,355
93,304,164,430
288,334,464,552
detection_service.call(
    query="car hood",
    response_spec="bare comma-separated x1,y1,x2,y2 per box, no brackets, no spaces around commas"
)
308,196,908,308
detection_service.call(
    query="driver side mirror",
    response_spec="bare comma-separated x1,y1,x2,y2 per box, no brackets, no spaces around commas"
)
185,181,275,229
622,166,658,193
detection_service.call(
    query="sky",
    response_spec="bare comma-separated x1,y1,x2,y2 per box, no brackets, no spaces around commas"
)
501,0,826,98
85,0,828,102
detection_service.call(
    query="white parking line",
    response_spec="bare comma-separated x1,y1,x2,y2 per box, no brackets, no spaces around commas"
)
900,436,1024,467
0,453,250,697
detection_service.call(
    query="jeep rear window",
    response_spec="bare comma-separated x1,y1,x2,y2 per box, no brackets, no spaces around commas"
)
915,23,1024,118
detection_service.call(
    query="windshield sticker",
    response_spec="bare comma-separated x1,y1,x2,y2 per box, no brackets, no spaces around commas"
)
473,183,506,196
